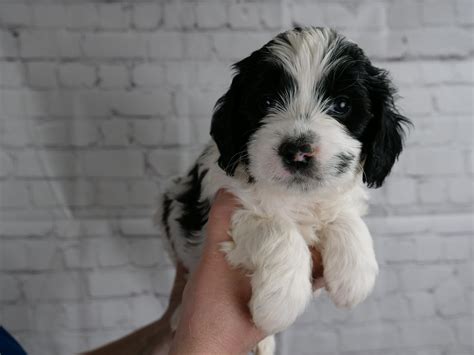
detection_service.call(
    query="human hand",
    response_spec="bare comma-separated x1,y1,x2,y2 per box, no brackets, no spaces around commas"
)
169,190,325,354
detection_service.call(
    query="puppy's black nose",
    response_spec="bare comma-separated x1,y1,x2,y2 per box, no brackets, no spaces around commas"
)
278,140,315,171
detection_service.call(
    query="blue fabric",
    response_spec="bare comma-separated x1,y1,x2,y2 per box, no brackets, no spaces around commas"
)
0,327,27,355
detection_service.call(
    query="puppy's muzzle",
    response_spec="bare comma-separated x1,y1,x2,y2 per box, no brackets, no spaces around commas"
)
278,137,316,172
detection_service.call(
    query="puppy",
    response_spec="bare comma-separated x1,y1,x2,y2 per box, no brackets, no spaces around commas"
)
158,27,409,354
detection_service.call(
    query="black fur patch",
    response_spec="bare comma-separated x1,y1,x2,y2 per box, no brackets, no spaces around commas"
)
334,152,355,175
161,193,172,239
175,164,210,245
210,42,298,176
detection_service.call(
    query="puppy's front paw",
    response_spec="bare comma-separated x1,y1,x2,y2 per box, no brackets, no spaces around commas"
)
325,257,378,308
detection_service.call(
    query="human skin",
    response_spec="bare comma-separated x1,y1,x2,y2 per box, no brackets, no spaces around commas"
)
83,190,324,355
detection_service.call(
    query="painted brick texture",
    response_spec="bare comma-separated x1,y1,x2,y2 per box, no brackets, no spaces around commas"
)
0,1,472,354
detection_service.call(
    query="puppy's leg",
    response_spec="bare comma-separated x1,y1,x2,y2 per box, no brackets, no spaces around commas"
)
322,211,378,308
222,210,312,336
255,335,275,355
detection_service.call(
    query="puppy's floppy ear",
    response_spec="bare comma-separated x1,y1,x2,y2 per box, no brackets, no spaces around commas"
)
210,53,260,176
210,71,244,176
361,64,411,188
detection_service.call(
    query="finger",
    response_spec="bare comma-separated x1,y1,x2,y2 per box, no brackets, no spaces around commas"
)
206,189,240,243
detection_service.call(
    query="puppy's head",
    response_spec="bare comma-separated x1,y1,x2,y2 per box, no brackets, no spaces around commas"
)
211,27,410,190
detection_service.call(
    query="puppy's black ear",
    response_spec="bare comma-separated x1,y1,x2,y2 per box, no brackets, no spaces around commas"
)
210,53,259,176
210,71,244,175
361,65,411,188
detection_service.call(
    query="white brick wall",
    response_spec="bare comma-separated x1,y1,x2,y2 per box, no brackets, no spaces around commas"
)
0,1,472,355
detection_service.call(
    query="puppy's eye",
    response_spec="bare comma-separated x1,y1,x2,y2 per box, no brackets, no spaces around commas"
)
259,95,275,112
328,96,351,117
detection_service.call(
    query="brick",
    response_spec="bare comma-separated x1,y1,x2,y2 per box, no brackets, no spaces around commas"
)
327,2,386,29
455,0,474,25
400,265,454,291
98,3,129,30
195,61,231,88
418,179,447,204
421,0,456,25
152,268,175,295
129,295,165,328
400,320,456,346
406,28,471,57
448,177,473,204
434,86,474,115
23,272,82,300
17,150,81,177
74,91,108,117
0,181,29,208
106,91,173,116
1,241,34,271
63,240,97,269
119,218,157,236
162,119,192,146
83,150,144,177
444,236,471,260
88,270,150,297
187,89,221,117
65,4,99,30
148,149,193,177
385,178,417,205
0,61,25,88
415,236,443,261
0,3,32,26
341,324,400,351
183,33,213,59
290,4,326,28
33,121,98,147
1,304,32,331
148,32,183,59
162,2,195,29
0,151,14,177
435,278,468,316
229,4,260,29
99,120,130,146
20,31,80,58
129,180,157,206
64,302,102,330
213,32,270,60
99,299,132,328
30,180,94,208
99,64,129,89
97,181,128,206
402,148,464,175
347,31,407,59
55,219,112,239
195,2,227,29
133,3,162,30
406,291,436,317
128,239,164,267
164,62,194,88
83,33,147,58
132,64,165,87
454,317,474,346
0,89,26,117
32,4,67,28
0,30,18,58
387,0,421,28
260,3,284,29
378,238,416,262
0,220,53,237
287,327,338,353
0,275,21,301
58,63,96,88
396,87,433,116
378,294,411,320
26,62,57,88
96,237,129,267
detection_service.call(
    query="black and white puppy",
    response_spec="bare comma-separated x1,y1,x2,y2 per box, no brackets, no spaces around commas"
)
159,27,409,354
